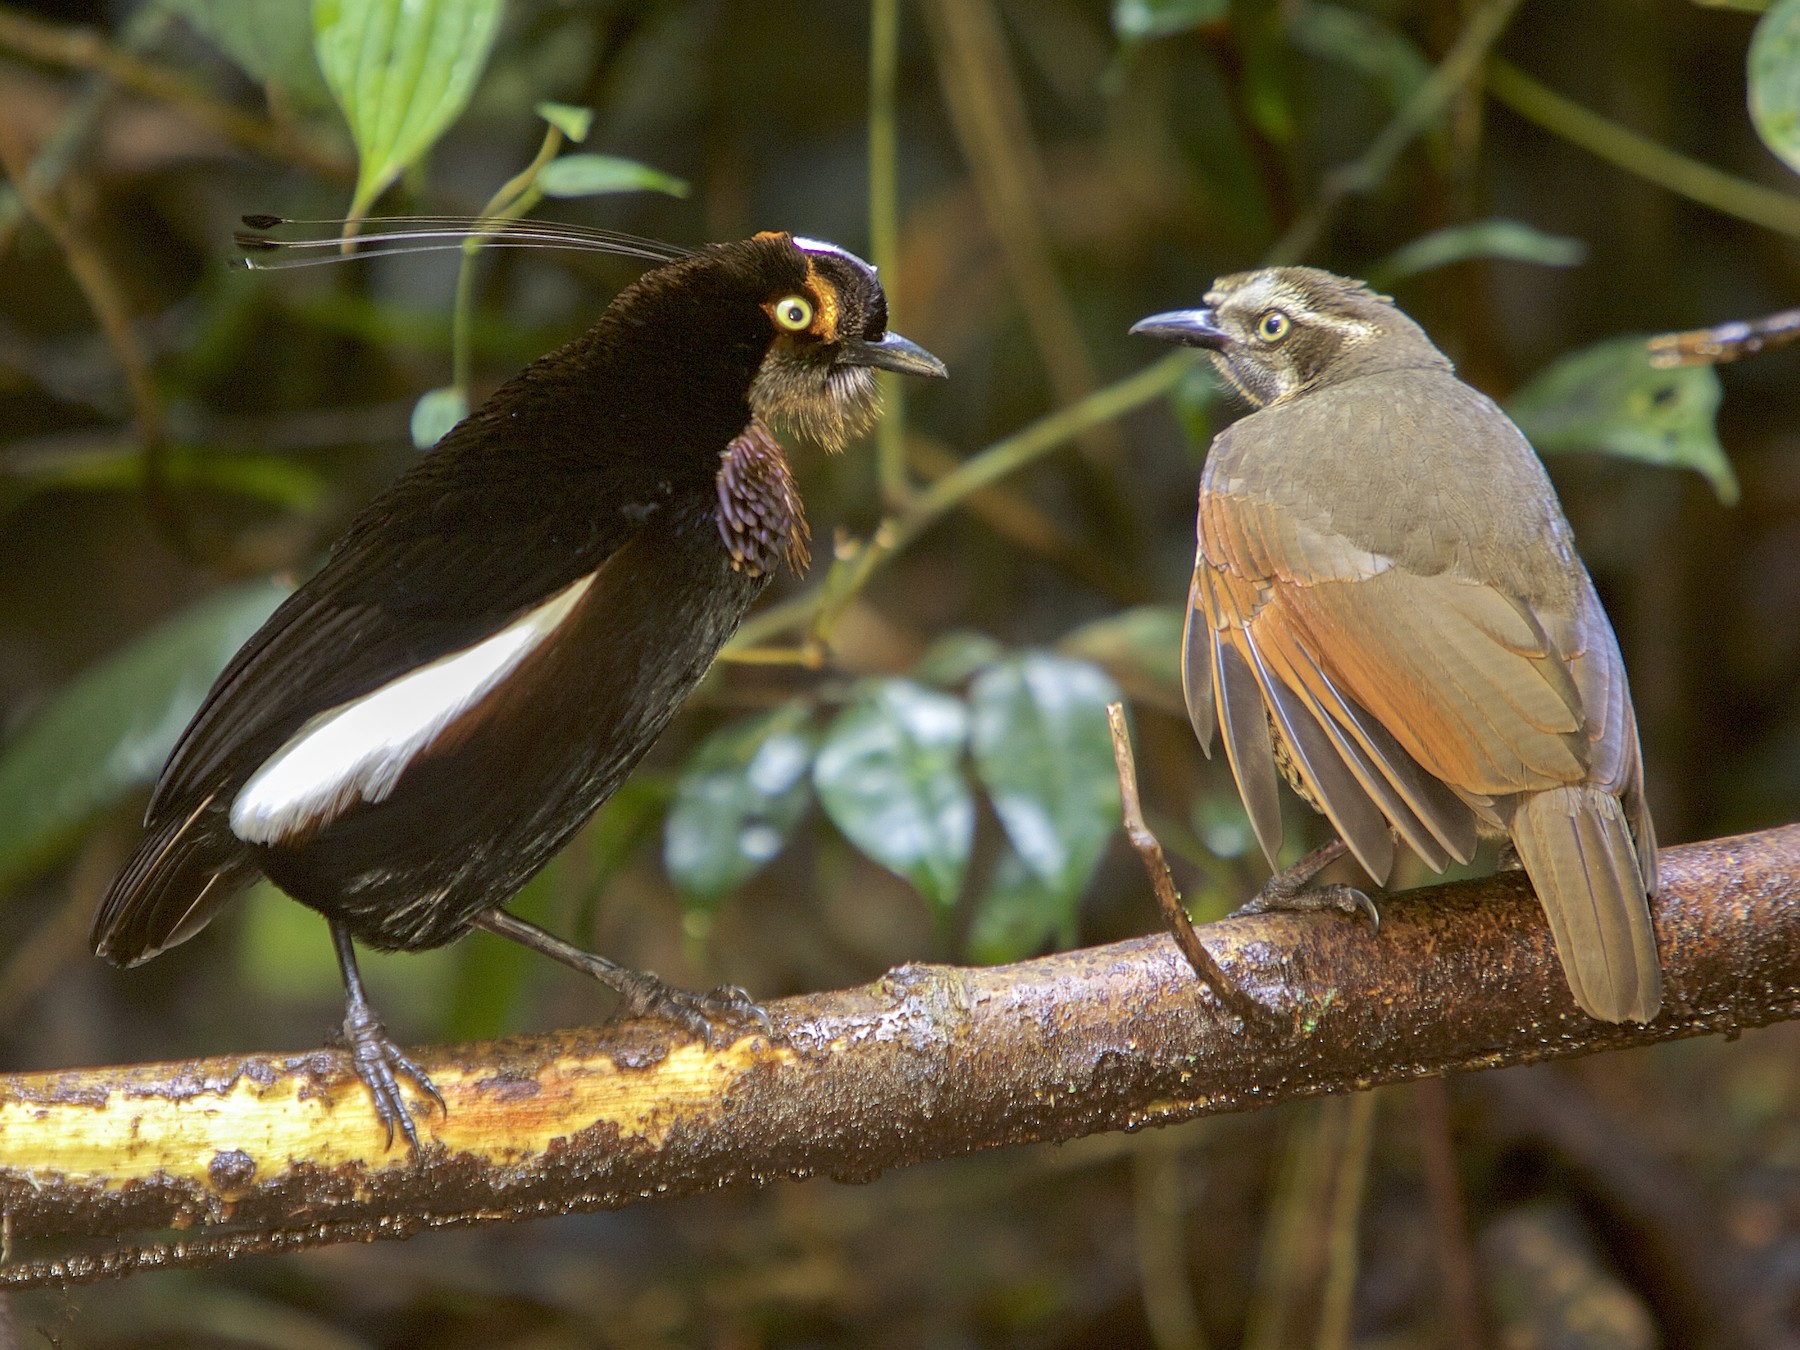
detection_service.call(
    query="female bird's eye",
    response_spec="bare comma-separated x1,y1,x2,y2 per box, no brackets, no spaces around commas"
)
1257,310,1291,343
773,295,814,331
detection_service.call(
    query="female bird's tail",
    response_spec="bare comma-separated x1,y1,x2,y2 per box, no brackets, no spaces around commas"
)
1510,785,1662,1023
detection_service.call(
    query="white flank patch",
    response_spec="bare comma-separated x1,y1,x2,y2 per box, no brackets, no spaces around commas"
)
230,572,596,845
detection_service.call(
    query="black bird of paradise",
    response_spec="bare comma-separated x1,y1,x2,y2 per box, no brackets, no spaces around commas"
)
92,218,947,1151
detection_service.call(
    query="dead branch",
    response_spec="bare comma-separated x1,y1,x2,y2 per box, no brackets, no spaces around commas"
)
0,824,1795,1289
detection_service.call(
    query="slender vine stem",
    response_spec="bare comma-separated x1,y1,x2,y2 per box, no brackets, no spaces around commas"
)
1488,59,1800,241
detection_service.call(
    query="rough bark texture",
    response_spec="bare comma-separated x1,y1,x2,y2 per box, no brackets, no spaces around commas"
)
1,825,1795,1288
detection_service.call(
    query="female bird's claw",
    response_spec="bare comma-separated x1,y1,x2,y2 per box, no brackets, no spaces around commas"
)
1234,879,1383,935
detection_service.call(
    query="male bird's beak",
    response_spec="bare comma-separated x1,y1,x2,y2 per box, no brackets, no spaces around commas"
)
842,331,948,379
1130,309,1230,350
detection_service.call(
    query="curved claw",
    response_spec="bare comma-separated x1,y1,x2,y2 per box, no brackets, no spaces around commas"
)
613,970,773,1047
341,1004,439,1155
1233,878,1384,934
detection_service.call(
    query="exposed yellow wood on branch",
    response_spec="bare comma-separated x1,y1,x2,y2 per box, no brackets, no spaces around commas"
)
0,825,1795,1288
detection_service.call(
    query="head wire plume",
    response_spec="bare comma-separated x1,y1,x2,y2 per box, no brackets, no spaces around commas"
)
234,215,694,270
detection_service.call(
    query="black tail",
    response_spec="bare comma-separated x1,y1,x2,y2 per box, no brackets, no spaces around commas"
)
92,792,258,966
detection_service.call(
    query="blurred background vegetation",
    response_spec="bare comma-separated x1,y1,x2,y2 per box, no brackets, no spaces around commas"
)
0,0,1797,1345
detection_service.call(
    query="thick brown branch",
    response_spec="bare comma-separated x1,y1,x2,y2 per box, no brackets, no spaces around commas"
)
0,825,1795,1288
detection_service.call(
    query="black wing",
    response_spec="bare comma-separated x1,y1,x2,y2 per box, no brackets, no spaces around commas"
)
152,432,680,815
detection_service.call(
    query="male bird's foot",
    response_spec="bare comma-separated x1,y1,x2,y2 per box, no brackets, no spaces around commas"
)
473,907,772,1048
609,970,774,1047
337,1000,444,1155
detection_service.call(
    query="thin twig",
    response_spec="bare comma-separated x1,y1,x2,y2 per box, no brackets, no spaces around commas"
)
1488,59,1800,243
1266,0,1527,266
920,0,1122,460
1132,1128,1213,1350
0,8,346,179
1316,1090,1378,1350
1649,307,1800,367
868,0,911,509
1107,701,1263,1024
0,124,162,453
1413,1078,1487,1349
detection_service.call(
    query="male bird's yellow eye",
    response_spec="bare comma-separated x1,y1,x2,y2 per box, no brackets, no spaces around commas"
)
774,295,814,331
1258,310,1291,343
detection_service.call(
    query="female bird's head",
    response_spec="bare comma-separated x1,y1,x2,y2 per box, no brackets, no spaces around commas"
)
1130,266,1447,408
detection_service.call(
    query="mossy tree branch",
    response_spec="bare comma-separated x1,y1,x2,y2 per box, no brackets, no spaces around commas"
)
0,825,1795,1289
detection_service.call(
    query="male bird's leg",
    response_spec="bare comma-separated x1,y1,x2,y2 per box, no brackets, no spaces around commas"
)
331,920,443,1153
475,909,773,1045
1234,837,1383,931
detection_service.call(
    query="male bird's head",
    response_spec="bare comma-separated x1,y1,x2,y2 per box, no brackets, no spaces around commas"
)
714,231,945,452
1131,266,1449,409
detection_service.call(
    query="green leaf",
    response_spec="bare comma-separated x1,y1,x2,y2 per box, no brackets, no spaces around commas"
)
410,385,468,449
664,702,817,908
1508,336,1739,505
1290,4,1429,112
969,654,1121,903
1059,606,1185,713
535,154,690,200
168,0,334,109
1369,219,1588,287
535,101,593,143
5,442,325,513
813,679,973,909
313,0,505,221
911,630,1004,687
1751,0,1800,176
1169,359,1223,456
1112,0,1228,40
967,843,1076,965
0,581,289,896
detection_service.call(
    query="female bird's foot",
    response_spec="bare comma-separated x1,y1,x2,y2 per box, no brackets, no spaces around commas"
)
475,908,773,1047
1231,837,1383,932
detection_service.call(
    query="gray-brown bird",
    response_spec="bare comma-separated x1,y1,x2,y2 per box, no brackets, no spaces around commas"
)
1132,267,1661,1023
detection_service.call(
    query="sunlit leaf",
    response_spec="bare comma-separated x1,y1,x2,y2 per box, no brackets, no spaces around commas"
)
1059,606,1184,713
410,385,468,449
169,0,334,109
814,679,973,909
911,630,1004,687
1290,4,1429,112
313,0,505,222
1508,336,1739,504
969,654,1121,903
535,100,594,143
1750,0,1800,176
535,154,690,200
967,843,1075,965
664,702,817,908
0,581,289,896
1369,219,1588,287
1112,0,1227,40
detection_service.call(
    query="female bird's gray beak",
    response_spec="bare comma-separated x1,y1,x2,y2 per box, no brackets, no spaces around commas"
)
1130,309,1230,350
843,331,948,378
